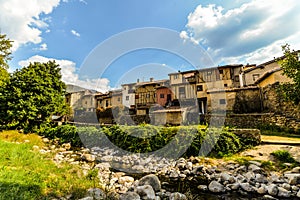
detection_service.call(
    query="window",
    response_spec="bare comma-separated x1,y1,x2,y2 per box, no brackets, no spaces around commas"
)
126,96,129,101
224,84,228,87
234,75,240,82
146,94,150,98
197,85,203,91
219,99,226,105
206,71,212,82
135,94,139,99
106,100,109,107
154,93,156,98
174,74,179,79
219,69,223,74
253,74,260,81
216,69,220,81
117,97,120,102
160,94,165,98
179,87,185,94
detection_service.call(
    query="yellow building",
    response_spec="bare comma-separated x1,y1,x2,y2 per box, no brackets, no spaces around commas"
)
135,79,169,115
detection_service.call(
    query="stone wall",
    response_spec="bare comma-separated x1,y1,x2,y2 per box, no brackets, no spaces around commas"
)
204,113,300,131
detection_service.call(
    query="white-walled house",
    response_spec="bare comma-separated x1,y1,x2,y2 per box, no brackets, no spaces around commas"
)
122,82,136,108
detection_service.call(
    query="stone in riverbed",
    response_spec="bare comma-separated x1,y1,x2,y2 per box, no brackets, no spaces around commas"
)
257,185,267,194
277,187,291,198
86,188,105,200
240,183,254,192
138,174,161,192
267,184,278,196
169,192,187,200
208,181,225,193
197,185,208,191
136,185,156,200
119,192,141,200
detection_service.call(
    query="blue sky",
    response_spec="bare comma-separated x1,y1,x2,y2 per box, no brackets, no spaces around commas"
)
1,0,300,92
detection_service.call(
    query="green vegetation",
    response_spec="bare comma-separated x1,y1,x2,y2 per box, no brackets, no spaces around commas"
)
38,124,260,158
271,150,297,164
278,44,300,105
0,33,12,70
0,130,101,200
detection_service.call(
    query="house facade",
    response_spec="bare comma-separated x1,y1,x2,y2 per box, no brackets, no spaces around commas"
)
122,83,136,108
135,79,169,115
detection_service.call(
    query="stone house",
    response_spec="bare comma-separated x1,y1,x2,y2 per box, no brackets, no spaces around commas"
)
156,85,172,107
122,82,136,109
135,78,169,115
95,92,112,110
111,89,123,107
65,89,98,120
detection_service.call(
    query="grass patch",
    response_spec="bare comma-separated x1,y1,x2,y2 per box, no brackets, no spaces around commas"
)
0,131,101,199
223,155,252,166
271,150,297,163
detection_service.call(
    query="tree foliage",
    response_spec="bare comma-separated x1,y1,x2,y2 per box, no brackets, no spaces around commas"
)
0,33,13,69
279,44,300,105
0,34,12,87
2,61,68,132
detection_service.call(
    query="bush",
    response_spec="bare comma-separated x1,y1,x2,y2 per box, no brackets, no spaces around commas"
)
271,150,297,163
39,124,82,147
38,124,259,157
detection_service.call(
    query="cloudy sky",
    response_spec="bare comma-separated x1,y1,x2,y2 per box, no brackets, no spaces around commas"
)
1,0,300,92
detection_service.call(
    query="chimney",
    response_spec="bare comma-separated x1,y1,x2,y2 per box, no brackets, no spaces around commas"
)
137,78,139,83
150,77,154,82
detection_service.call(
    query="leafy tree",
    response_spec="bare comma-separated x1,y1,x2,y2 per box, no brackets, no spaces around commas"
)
0,34,12,87
279,44,300,105
0,33,13,69
4,61,68,132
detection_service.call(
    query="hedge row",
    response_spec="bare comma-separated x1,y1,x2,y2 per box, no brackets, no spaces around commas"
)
39,124,260,157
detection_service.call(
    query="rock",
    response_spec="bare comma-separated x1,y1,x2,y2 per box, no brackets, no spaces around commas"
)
244,171,255,180
249,160,262,167
169,192,187,200
240,183,253,192
119,176,135,184
138,174,161,192
81,154,95,162
136,185,156,200
197,185,208,191
208,181,225,193
86,188,105,200
255,173,267,183
282,183,291,190
248,164,262,173
227,183,240,190
220,172,234,182
262,195,278,200
277,187,291,198
79,197,93,200
297,189,300,198
267,184,278,196
42,138,50,143
291,167,300,173
119,192,141,200
62,143,71,150
292,185,299,191
284,173,300,185
257,185,267,194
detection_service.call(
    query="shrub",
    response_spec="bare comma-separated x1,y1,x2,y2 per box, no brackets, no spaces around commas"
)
271,150,297,163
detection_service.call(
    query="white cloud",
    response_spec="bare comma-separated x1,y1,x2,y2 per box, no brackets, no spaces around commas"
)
71,29,81,37
39,43,48,51
0,0,60,51
18,55,110,92
182,0,300,64
79,0,87,5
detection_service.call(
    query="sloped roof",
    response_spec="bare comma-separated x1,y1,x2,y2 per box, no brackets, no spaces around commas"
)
254,68,282,84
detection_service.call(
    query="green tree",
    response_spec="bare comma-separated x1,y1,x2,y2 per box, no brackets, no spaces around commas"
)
4,61,68,132
279,44,300,105
0,33,13,69
0,34,12,87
